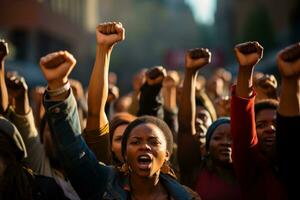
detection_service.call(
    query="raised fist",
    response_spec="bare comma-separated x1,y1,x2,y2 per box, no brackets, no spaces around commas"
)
185,48,211,71
96,22,125,48
277,42,300,78
145,66,167,85
39,51,76,89
0,39,9,62
163,70,180,88
107,84,120,103
5,73,28,99
234,41,263,67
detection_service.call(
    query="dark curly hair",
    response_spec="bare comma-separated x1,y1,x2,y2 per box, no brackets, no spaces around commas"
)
121,115,173,160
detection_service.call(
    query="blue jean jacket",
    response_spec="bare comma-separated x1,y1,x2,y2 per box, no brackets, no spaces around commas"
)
44,91,200,200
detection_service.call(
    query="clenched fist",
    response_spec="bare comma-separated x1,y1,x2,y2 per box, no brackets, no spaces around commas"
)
39,51,76,89
96,22,125,48
277,42,300,78
185,48,211,71
234,41,263,67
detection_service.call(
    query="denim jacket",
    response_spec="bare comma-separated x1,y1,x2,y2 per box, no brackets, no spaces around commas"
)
44,91,200,200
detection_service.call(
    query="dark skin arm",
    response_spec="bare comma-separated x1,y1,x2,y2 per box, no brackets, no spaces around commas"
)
234,41,263,98
6,74,30,115
177,48,211,186
277,43,300,116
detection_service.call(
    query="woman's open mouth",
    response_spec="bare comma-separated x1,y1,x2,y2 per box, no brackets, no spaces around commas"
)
137,154,152,170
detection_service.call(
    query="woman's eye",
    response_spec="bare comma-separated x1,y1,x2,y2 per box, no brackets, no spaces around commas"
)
212,136,221,141
256,123,266,129
150,140,161,146
130,140,139,145
114,137,122,142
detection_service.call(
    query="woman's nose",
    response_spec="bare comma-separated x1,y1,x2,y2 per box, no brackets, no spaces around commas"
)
139,143,151,151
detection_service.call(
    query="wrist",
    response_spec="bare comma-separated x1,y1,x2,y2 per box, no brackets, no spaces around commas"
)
46,81,70,97
48,77,68,90
97,44,113,53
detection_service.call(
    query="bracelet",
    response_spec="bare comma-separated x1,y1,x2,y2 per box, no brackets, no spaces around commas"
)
46,81,71,97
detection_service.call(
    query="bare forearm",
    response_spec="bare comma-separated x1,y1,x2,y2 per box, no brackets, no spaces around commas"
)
86,45,111,130
163,86,177,110
178,69,197,134
15,93,31,115
236,66,254,98
0,64,8,113
278,78,300,116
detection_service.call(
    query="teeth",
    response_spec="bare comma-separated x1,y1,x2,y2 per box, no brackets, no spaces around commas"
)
140,156,149,159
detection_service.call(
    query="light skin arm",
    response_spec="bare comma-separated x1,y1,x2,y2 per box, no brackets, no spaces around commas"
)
39,50,77,100
162,71,179,111
277,43,300,116
86,22,125,131
0,40,9,114
234,41,264,98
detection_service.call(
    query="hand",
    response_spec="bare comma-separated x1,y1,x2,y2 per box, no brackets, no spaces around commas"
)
145,66,167,85
96,22,125,48
5,73,28,99
277,42,300,78
0,39,9,62
255,74,277,90
107,84,119,103
185,48,211,71
214,96,230,117
163,70,180,88
39,51,76,89
234,41,263,67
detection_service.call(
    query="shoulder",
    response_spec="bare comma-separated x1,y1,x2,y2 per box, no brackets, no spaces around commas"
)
33,175,69,200
161,174,202,200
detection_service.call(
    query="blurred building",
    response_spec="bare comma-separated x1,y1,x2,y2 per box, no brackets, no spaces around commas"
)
214,0,300,74
0,0,99,87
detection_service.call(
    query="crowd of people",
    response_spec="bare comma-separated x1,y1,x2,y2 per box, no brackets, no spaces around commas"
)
0,22,299,200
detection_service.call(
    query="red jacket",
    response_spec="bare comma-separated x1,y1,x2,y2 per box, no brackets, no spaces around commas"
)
230,87,286,200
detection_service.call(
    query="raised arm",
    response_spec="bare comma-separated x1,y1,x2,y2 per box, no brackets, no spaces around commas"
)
162,71,180,141
0,40,9,114
86,22,125,131
40,51,110,199
137,66,166,119
5,74,47,174
231,41,264,192
277,43,300,116
276,43,300,198
83,22,125,163
177,48,211,186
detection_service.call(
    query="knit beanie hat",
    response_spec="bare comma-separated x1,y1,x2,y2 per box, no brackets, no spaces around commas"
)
205,117,230,151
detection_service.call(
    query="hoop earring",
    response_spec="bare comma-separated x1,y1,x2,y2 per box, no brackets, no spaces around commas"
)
120,162,130,175
161,161,171,174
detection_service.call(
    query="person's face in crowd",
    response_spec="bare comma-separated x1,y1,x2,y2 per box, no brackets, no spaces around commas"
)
209,123,232,163
195,106,212,154
125,123,169,178
256,108,277,155
111,124,128,163
196,106,212,130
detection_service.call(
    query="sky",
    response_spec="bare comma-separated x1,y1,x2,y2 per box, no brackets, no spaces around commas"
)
185,0,217,25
